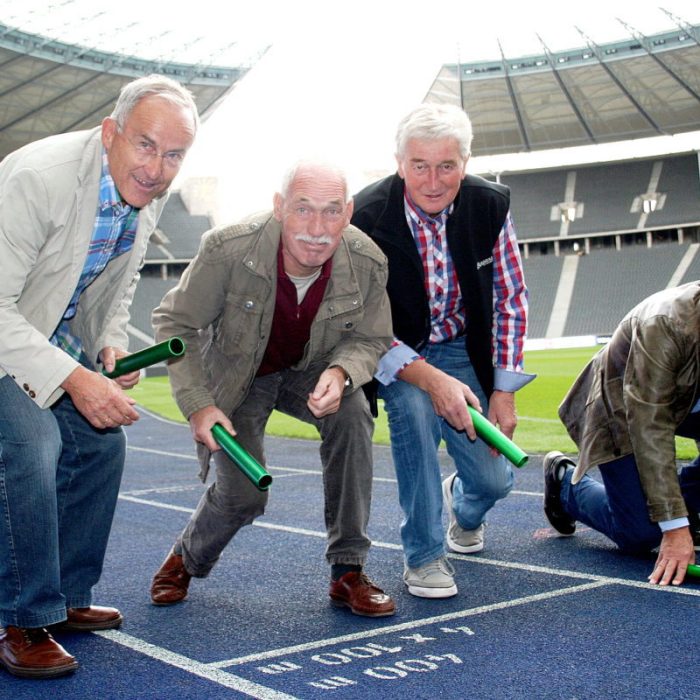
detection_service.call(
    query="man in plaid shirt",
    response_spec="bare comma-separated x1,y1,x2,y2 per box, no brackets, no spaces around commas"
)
352,103,534,599
0,75,198,678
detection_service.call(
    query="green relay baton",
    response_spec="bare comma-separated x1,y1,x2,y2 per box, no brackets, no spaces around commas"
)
103,337,186,379
687,564,700,578
211,423,273,491
468,406,528,468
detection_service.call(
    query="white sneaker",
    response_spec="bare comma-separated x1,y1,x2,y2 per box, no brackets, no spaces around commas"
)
442,473,485,554
403,556,458,598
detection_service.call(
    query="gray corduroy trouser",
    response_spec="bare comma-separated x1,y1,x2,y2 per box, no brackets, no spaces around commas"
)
176,364,374,576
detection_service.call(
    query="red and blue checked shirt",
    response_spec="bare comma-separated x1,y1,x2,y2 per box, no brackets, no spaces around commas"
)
50,153,138,360
375,193,532,392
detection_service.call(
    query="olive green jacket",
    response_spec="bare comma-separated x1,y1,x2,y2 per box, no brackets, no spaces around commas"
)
152,212,392,477
0,127,164,408
559,282,700,522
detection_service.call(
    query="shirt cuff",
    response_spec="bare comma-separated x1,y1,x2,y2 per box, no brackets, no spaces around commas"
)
494,367,537,393
375,342,421,386
658,517,690,532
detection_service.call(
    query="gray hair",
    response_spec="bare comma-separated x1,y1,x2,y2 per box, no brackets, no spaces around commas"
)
395,103,473,160
110,74,200,133
279,159,351,203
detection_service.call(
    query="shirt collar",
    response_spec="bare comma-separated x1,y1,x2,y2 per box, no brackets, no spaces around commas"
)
99,150,133,214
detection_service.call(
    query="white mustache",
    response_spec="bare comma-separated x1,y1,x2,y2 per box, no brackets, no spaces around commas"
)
295,234,332,245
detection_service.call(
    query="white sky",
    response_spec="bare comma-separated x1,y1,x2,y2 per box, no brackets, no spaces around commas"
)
3,0,700,220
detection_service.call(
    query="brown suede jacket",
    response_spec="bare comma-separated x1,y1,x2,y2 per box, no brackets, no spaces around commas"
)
559,282,700,522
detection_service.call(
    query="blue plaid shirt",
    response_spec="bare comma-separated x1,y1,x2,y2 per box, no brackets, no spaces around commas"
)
50,153,138,360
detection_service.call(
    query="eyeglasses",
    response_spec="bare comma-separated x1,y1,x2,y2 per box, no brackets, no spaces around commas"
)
117,129,185,170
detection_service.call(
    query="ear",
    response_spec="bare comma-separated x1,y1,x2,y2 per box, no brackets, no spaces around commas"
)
461,154,470,177
272,192,283,222
395,153,405,179
101,117,118,150
343,198,354,226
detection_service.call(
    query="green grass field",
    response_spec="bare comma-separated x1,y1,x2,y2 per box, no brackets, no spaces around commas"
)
130,346,698,459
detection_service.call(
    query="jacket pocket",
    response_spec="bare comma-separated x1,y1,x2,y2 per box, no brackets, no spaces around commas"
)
313,298,364,351
214,292,265,357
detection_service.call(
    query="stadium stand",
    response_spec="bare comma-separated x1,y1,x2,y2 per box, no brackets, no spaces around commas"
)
128,278,181,354
539,243,698,338
129,191,213,355
500,153,700,243
648,152,700,227
519,255,565,340
501,169,566,240
567,160,658,236
146,193,210,261
423,19,700,345
680,245,700,283
2,12,696,351
0,22,267,160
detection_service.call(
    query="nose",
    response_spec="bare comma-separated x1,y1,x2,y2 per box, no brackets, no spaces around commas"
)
427,168,440,189
308,211,325,235
143,154,165,180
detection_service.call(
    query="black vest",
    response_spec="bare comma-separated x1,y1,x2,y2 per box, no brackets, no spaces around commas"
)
352,173,510,398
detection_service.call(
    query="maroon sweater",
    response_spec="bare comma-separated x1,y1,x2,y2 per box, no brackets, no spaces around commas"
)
256,243,331,376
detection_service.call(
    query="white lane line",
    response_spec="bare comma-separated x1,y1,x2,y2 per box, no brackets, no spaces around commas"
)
109,495,699,689
125,447,540,492
119,494,195,514
449,554,700,597
207,581,608,668
127,446,396,482
128,445,197,461
119,495,699,598
123,485,202,496
94,630,299,700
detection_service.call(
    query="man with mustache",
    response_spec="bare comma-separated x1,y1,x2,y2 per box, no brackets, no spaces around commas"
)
0,74,199,678
149,160,396,618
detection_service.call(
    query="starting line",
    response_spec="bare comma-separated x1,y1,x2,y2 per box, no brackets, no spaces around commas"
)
106,485,700,698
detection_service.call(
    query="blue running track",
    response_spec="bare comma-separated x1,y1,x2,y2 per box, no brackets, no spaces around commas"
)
3,407,699,699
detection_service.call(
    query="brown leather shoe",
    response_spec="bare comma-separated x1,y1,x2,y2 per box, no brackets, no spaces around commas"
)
52,606,123,632
329,571,396,617
151,550,191,606
0,626,78,678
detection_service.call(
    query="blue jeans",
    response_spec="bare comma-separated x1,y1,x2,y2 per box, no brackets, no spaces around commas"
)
0,375,125,628
379,337,513,568
561,454,700,552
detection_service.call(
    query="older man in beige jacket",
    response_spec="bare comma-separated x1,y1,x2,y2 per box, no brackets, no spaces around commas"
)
0,75,198,679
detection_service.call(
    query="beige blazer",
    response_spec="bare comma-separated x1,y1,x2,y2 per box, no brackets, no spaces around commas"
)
0,127,165,408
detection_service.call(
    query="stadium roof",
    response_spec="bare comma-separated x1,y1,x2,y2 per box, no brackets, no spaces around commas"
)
1,2,699,173
0,21,267,160
425,21,700,156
